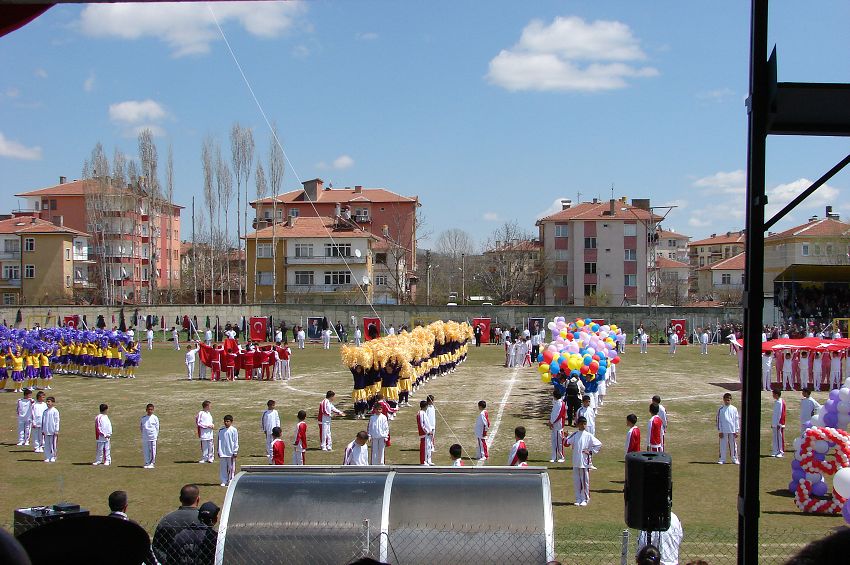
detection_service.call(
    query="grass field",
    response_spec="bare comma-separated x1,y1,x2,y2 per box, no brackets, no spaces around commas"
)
0,340,840,561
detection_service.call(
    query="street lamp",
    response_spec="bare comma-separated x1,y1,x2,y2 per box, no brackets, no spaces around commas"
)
461,253,465,305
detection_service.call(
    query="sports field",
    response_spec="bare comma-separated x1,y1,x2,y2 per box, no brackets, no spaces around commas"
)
0,340,837,561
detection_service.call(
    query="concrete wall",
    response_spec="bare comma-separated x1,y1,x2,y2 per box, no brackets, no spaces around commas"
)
0,303,744,337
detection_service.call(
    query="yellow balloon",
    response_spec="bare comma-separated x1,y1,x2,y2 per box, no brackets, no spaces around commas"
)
560,330,568,338
576,320,585,328
538,363,549,373
611,325,618,331
541,373,552,383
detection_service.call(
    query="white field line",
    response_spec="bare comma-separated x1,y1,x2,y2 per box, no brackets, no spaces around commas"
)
477,366,521,467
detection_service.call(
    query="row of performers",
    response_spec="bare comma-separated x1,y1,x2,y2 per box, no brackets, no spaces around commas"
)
732,338,850,391
345,334,472,419
1,340,142,392
197,339,291,381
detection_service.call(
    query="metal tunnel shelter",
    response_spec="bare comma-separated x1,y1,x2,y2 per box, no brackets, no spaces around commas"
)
216,465,555,565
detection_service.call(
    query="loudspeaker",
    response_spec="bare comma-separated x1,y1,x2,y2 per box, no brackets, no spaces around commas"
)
624,451,672,531
13,504,89,537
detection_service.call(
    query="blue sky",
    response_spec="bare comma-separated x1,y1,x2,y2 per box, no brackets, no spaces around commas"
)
1,1,849,249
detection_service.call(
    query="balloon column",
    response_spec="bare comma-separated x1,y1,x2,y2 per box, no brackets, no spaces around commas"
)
536,317,621,391
790,382,850,524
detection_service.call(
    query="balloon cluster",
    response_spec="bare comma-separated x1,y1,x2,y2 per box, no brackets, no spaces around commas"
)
536,317,621,392
790,383,850,524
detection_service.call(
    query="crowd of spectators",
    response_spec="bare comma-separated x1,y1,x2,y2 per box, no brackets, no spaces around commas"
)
775,282,850,324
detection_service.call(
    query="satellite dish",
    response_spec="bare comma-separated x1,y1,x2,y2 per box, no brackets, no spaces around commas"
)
354,249,362,258
361,275,370,285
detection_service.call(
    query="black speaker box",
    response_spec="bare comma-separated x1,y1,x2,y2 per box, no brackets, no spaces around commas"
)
13,505,89,537
624,451,672,531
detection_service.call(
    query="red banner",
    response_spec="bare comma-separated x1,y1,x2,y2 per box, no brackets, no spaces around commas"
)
63,315,79,329
671,319,687,343
364,317,381,341
472,318,491,344
249,317,268,342
592,319,605,326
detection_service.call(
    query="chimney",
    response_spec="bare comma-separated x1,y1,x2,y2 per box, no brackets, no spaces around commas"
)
631,198,651,212
354,185,363,194
30,216,37,224
302,178,323,201
592,197,599,204
609,198,616,216
59,176,67,184
560,199,572,210
809,215,818,222
52,216,64,227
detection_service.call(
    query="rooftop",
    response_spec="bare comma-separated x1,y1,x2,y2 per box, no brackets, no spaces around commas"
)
539,199,661,223
0,217,89,237
689,230,747,247
252,179,418,206
656,227,690,241
766,217,850,240
697,253,746,271
653,257,690,269
244,216,378,240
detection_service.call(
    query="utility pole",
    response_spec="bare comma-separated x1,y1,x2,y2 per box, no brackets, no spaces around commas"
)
192,196,197,305
425,250,431,306
461,253,466,305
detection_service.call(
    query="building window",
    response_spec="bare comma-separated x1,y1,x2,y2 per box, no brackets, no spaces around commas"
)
295,243,313,258
50,199,57,210
3,293,16,305
24,238,34,252
584,284,596,296
561,275,569,287
4,240,19,253
801,244,809,256
625,274,637,287
376,253,387,264
355,208,370,222
584,237,596,249
24,265,35,279
624,224,637,236
65,275,71,288
814,244,821,256
289,208,299,219
584,262,596,274
257,243,273,258
721,273,732,285
826,244,834,256
668,239,676,247
699,257,705,267
276,209,283,220
294,271,314,285
324,271,352,285
257,272,273,286
263,210,273,220
375,274,388,286
624,249,636,261
3,265,20,280
65,248,71,261
555,224,569,238
325,243,352,257
555,249,568,260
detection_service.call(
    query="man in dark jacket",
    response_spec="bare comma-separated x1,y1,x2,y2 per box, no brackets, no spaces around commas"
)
151,484,202,564
172,501,219,565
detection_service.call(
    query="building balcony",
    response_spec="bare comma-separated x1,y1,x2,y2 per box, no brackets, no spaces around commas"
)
73,279,96,288
285,283,359,293
285,256,367,265
0,251,21,261
0,278,21,288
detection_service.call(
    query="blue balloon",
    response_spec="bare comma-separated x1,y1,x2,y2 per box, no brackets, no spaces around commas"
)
550,363,559,375
792,468,806,481
843,500,850,525
537,353,544,362
791,459,802,471
597,368,607,377
591,324,600,332
830,389,841,401
813,480,829,497
570,370,580,378
584,318,592,325
824,412,839,428
789,480,799,494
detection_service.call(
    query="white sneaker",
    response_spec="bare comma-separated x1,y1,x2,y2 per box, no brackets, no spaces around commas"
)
104,462,110,466
198,460,207,464
16,442,23,446
579,501,588,506
718,461,725,465
589,465,598,470
549,459,555,463
557,458,565,463
50,458,56,463
93,462,101,466
220,483,227,487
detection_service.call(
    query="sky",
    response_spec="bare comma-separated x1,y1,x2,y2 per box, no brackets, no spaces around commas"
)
1,1,849,250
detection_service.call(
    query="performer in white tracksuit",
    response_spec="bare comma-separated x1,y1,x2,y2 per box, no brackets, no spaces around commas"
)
318,392,345,451
548,391,566,463
353,328,362,347
368,406,390,465
172,327,181,351
140,404,159,468
716,393,739,464
799,351,811,390
565,417,602,506
416,401,434,465
261,400,281,463
474,401,490,461
830,352,843,390
812,352,823,392
94,404,112,465
30,392,47,453
147,328,154,350
217,416,239,487
762,352,774,391
700,330,709,355
799,389,821,436
343,432,370,465
322,328,332,349
16,390,33,446
41,397,60,463
196,401,215,463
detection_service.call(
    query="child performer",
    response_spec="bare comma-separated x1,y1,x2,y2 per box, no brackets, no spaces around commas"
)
217,415,239,487
547,391,566,463
31,390,47,453
771,389,786,457
577,395,598,468
763,351,775,391
293,410,308,465
9,346,25,393
716,393,740,464
94,403,112,466
800,388,821,436
42,396,60,463
196,400,215,464
417,400,434,466
343,431,370,466
368,404,390,465
262,400,281,463
625,414,641,456
516,448,529,466
474,400,490,462
450,443,464,466
565,416,602,506
40,346,53,389
646,403,665,453
140,403,160,469
185,343,197,380
508,426,527,466
271,427,285,465
318,391,346,451
16,388,33,446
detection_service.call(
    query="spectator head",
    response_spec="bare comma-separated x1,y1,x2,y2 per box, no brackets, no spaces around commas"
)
516,448,528,464
198,502,220,526
626,414,637,426
449,444,462,460
784,528,850,564
514,426,526,440
636,544,661,565
649,403,660,415
179,484,200,507
108,490,128,513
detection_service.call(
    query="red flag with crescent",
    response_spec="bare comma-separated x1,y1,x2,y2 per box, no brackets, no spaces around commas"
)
250,317,268,342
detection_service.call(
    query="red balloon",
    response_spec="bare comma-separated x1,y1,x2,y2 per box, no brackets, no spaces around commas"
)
566,333,574,341
612,356,620,364
592,355,600,361
543,351,554,363
580,365,589,375
559,360,569,370
589,361,600,372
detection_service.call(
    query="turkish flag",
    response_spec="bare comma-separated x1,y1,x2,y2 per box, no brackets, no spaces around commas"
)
671,319,687,343
249,317,268,342
472,318,491,344
64,315,79,329
364,317,381,341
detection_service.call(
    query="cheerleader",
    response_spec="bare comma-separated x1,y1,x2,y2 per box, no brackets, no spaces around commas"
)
9,346,25,393
39,345,53,390
0,349,7,391
25,349,37,389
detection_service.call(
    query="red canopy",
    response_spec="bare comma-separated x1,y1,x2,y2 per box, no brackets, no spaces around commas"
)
733,337,850,354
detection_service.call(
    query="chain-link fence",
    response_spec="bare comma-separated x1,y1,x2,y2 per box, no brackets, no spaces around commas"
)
0,516,832,564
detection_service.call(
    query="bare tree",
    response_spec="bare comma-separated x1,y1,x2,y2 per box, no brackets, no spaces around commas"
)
165,145,175,304
138,129,161,305
83,143,111,304
216,148,233,304
268,130,284,303
202,136,217,305
477,221,550,305
231,124,255,304
254,161,267,302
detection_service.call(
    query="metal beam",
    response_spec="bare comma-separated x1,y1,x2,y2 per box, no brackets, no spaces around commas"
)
765,153,850,231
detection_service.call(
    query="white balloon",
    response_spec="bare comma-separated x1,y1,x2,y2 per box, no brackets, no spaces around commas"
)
793,437,804,452
839,388,850,403
814,440,830,454
806,472,823,483
839,414,850,428
833,467,850,498
838,401,850,413
810,414,823,427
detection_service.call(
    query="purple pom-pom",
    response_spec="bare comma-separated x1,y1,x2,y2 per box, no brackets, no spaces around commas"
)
824,412,839,428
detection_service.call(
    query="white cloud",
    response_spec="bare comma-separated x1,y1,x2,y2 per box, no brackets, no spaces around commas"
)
0,132,42,160
292,45,310,58
84,72,96,92
5,88,20,99
77,2,306,57
536,196,573,219
487,16,658,92
109,99,167,124
693,169,746,195
766,178,839,220
356,32,378,41
332,155,354,170
34,68,47,78
696,87,735,103
483,212,500,222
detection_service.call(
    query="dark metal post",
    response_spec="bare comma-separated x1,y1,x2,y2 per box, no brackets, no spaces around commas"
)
740,1,769,563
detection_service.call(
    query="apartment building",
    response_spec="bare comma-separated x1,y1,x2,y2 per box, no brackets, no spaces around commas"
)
0,217,91,305
687,230,746,296
15,176,182,304
652,257,690,305
695,253,746,302
655,228,690,262
251,178,419,302
537,198,659,306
